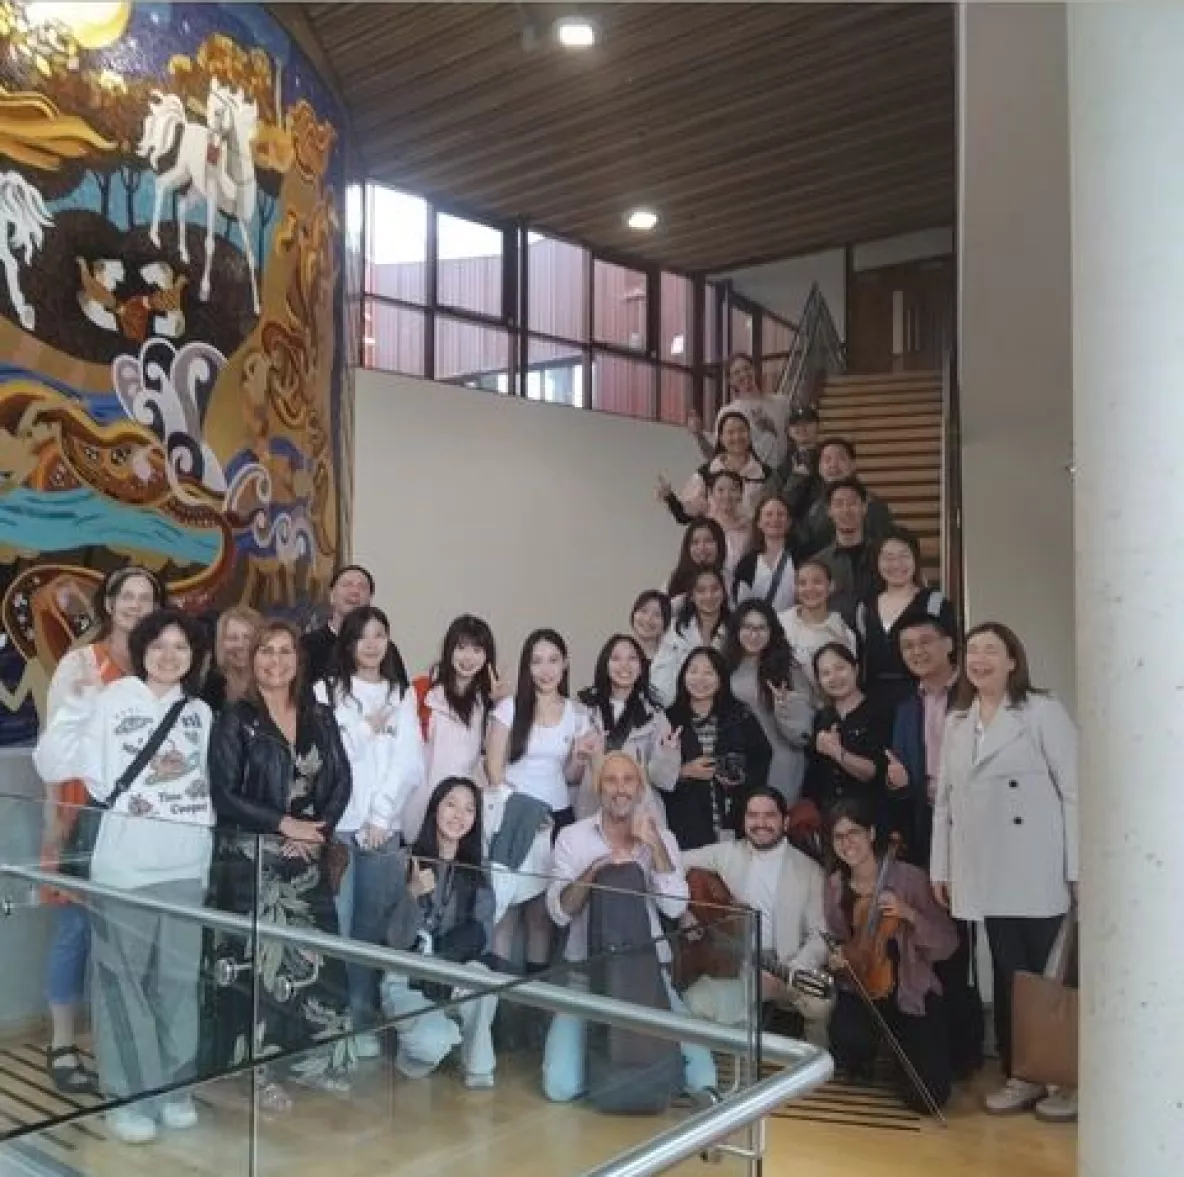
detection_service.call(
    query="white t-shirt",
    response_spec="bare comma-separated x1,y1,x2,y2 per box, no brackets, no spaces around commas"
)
746,841,789,952
492,697,586,812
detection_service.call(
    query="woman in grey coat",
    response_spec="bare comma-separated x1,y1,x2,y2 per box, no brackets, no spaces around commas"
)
930,622,1078,1118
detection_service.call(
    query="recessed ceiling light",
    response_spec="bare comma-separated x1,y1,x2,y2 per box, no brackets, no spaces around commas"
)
555,16,597,48
626,208,659,232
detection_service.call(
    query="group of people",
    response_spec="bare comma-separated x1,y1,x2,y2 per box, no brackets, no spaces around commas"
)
28,352,1078,1144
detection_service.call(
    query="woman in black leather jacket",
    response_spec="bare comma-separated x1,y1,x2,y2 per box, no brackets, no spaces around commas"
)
207,619,354,1110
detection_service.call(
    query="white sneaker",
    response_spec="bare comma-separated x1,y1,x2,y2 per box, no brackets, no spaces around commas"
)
107,1107,157,1144
353,1032,382,1060
161,1097,199,1130
984,1077,1046,1114
464,1071,495,1090
1034,1087,1078,1123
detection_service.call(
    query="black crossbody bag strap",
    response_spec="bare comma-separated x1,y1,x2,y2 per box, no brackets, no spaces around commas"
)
108,697,188,806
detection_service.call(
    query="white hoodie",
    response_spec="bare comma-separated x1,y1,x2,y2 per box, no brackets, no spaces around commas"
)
315,678,424,836
33,677,214,891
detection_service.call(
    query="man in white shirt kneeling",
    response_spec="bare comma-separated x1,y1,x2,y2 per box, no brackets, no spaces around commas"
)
681,787,833,1045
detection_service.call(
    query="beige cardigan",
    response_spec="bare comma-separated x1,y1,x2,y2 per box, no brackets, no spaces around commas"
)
682,837,828,974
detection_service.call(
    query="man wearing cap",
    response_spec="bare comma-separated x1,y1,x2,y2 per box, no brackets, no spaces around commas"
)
766,404,823,518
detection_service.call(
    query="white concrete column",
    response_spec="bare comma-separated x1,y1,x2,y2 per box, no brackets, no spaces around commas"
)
1069,5,1184,1172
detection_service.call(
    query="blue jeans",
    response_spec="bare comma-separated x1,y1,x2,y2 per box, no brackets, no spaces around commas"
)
46,903,90,1007
542,973,717,1103
333,833,403,1028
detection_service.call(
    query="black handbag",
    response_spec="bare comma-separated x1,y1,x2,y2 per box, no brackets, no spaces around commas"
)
60,698,188,879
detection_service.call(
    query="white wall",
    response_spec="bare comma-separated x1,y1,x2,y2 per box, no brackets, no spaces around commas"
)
352,370,702,684
852,227,954,272
958,2,1076,707
719,227,954,341
720,248,847,335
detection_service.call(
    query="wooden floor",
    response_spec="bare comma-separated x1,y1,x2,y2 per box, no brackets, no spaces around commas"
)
0,1034,1076,1177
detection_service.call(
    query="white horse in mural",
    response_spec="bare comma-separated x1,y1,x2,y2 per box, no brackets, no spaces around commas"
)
0,171,53,331
138,78,261,314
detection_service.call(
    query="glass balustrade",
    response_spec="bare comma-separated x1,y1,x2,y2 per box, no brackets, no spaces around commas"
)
0,789,829,1177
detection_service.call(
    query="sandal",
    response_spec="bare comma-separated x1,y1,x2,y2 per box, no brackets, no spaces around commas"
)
46,1045,97,1096
256,1079,293,1114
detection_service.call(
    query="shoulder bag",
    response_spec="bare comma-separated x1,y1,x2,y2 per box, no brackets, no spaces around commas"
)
60,697,187,879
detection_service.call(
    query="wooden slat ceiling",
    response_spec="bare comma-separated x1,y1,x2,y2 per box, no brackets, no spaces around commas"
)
300,2,955,273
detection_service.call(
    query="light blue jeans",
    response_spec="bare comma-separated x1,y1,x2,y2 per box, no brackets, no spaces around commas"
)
380,966,498,1081
542,973,718,1103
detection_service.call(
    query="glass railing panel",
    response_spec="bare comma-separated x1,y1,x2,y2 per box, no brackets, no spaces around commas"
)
0,792,259,1145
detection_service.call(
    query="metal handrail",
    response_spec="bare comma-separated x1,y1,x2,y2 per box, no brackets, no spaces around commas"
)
0,862,829,1073
586,1055,832,1177
1,861,833,1176
774,282,845,405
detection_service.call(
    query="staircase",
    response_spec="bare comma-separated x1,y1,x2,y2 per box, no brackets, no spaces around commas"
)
818,370,944,585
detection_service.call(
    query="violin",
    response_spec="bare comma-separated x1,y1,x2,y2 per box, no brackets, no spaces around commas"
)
841,835,901,1002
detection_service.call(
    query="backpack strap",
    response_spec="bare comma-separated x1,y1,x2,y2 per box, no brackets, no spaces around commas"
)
412,675,432,741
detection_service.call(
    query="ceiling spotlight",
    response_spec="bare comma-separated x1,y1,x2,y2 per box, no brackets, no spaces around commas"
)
626,208,659,232
555,16,597,48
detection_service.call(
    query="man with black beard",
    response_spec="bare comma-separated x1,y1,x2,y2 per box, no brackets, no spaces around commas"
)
681,787,832,1044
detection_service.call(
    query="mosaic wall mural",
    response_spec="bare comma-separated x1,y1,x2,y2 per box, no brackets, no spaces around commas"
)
0,2,348,744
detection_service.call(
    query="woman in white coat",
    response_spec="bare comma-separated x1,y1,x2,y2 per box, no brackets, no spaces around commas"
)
315,606,424,1056
930,622,1078,1117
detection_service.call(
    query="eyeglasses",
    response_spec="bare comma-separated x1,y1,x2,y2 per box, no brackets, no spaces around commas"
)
901,635,942,653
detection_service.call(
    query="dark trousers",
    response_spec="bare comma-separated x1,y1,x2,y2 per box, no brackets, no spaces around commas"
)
983,914,1063,1077
828,989,951,1114
934,918,985,1078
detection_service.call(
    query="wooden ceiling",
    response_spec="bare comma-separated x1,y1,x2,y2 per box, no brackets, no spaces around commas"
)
299,2,956,273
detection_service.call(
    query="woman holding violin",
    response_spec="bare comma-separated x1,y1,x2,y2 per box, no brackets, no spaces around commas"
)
823,800,957,1114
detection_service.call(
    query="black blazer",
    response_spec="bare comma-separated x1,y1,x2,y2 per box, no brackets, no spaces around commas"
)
209,698,352,834
661,701,772,850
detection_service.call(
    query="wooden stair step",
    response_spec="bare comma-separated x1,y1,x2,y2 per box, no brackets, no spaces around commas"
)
821,396,942,413
823,409,943,427
825,371,941,387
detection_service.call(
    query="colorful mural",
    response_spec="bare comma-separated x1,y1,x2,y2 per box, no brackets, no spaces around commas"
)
0,2,348,744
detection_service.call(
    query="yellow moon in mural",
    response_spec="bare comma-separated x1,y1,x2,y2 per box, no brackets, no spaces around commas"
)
23,1,130,49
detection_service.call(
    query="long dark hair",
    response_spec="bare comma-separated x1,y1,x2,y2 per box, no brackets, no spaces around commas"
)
953,621,1044,710
667,519,727,599
723,600,797,711
743,494,791,559
824,797,885,926
811,641,861,703
870,528,924,592
508,628,569,764
675,567,731,645
94,566,167,640
411,777,485,872
669,645,737,724
578,634,656,747
326,605,409,707
431,614,497,726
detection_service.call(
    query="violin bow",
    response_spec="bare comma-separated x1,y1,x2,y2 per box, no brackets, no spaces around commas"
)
822,930,948,1127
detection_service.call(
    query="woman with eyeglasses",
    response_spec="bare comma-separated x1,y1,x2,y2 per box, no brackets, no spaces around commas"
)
855,531,956,707
722,602,814,803
824,800,956,1113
